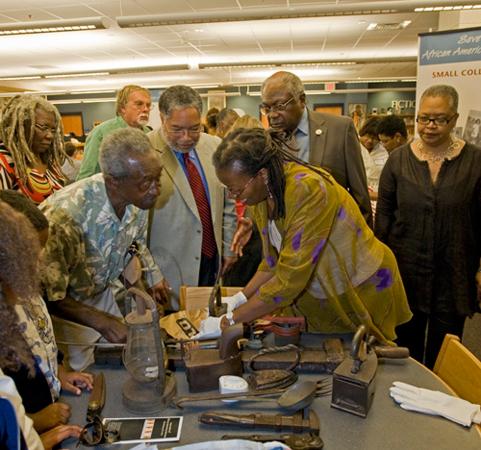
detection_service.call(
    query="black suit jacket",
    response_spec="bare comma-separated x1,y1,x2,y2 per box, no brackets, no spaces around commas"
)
306,110,372,226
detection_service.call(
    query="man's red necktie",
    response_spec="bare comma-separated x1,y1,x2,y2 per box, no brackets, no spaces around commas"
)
183,153,217,258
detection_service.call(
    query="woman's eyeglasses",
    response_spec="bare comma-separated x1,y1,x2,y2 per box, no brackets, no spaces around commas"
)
226,173,258,198
35,123,56,135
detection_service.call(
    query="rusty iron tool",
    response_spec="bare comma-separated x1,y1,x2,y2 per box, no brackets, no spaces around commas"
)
331,325,377,418
208,268,227,317
200,408,320,433
86,372,106,422
175,380,317,410
222,433,324,450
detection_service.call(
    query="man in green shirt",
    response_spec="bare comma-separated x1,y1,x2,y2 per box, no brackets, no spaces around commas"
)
77,84,152,179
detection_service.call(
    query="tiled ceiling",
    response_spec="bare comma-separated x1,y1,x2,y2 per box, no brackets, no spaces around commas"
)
0,1,478,93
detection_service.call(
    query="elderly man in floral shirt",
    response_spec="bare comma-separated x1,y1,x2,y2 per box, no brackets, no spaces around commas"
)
40,127,166,370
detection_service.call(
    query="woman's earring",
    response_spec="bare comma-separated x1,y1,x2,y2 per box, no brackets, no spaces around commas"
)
264,177,273,199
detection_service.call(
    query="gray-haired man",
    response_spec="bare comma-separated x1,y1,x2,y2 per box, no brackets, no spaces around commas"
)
148,85,237,310
40,127,166,370
261,71,372,225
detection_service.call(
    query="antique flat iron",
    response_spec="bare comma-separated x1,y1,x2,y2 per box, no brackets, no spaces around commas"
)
331,325,377,418
183,324,243,392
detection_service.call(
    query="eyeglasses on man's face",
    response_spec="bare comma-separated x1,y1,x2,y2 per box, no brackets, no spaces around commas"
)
260,97,296,116
416,115,457,126
129,100,153,111
35,123,56,135
226,173,258,198
164,125,203,137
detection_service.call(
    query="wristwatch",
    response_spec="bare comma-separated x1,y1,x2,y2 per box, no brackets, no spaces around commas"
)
225,311,236,326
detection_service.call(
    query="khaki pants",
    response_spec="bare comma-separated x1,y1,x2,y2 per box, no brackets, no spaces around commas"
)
52,287,124,371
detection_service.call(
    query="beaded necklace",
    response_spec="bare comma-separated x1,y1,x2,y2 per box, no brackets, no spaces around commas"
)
415,138,462,163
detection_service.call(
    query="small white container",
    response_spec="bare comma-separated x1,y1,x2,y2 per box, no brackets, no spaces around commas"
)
219,375,249,403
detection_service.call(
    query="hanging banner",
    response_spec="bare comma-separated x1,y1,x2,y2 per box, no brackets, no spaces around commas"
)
417,27,481,146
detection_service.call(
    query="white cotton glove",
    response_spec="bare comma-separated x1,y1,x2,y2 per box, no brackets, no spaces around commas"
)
389,381,481,427
222,291,247,314
192,316,224,340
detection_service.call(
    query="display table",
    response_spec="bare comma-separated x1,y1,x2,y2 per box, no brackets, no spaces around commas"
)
61,355,480,449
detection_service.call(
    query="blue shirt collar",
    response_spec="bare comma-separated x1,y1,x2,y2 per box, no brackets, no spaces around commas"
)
296,107,309,136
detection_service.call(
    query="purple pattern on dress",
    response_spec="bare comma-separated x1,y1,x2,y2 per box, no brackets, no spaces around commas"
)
311,239,326,264
337,207,346,219
375,268,393,291
292,229,303,251
356,228,362,237
294,172,307,180
273,295,283,304
266,255,276,268
262,226,267,236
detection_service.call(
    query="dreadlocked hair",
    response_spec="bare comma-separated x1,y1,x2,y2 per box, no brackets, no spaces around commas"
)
0,201,39,375
213,127,332,220
0,95,66,183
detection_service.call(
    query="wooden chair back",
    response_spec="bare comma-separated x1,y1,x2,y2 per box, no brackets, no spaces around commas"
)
179,286,242,311
433,334,481,405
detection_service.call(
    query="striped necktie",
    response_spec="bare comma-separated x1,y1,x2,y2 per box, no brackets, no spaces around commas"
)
183,153,217,258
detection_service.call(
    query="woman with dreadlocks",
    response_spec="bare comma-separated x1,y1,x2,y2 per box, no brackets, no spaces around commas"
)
195,127,412,344
0,201,82,449
0,95,66,204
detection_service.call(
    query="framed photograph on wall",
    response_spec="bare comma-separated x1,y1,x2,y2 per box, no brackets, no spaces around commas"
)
207,90,226,111
348,103,367,131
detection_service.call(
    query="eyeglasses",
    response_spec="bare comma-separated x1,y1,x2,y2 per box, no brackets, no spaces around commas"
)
260,97,295,116
164,125,203,137
130,100,153,111
35,123,56,135
77,415,119,447
226,173,257,198
416,115,457,126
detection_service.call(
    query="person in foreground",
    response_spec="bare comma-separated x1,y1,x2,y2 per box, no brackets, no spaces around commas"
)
196,128,412,343
375,84,481,368
40,127,166,371
0,201,82,449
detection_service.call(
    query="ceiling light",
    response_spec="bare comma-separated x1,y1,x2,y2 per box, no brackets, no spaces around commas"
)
0,17,107,36
199,60,357,70
45,72,110,79
0,75,42,81
117,2,481,27
367,20,411,31
414,4,481,12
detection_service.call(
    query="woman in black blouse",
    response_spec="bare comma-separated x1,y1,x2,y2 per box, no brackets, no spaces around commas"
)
375,84,481,368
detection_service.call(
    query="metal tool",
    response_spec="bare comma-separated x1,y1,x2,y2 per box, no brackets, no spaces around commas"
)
208,267,227,317
200,408,320,433
331,325,377,417
175,380,319,410
222,433,324,450
86,372,106,422
183,324,243,392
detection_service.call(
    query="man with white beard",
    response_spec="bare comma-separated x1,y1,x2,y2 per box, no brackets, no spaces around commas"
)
77,84,152,179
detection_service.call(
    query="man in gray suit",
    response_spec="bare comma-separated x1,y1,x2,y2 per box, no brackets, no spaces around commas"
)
261,71,372,225
148,86,237,310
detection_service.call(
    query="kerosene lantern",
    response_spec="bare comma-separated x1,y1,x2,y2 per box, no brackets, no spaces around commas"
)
122,287,176,413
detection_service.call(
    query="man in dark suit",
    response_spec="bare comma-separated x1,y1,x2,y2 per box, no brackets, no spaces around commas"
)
261,71,372,225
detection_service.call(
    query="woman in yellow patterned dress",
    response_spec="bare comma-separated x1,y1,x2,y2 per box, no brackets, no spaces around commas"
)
0,95,66,203
210,128,412,344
